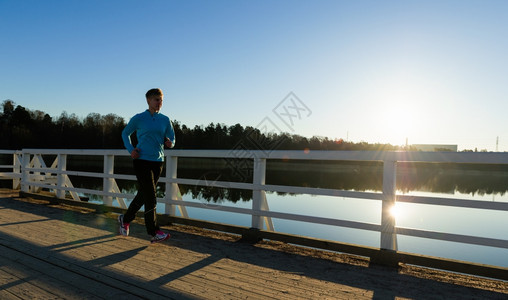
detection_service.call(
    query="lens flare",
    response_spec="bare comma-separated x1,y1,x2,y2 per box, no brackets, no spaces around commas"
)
390,203,402,219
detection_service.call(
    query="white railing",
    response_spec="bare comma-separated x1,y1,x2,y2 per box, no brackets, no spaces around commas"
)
1,149,508,257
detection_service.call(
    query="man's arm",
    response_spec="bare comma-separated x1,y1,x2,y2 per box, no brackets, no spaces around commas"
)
165,120,176,148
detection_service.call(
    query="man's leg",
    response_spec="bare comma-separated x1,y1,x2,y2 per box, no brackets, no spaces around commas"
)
123,159,151,224
143,161,164,236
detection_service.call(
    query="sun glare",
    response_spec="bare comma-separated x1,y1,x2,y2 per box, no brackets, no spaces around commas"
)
365,71,430,146
390,203,403,219
381,106,414,146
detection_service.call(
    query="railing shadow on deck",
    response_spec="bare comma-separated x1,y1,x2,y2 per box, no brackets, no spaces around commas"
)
1,192,507,299
0,198,197,299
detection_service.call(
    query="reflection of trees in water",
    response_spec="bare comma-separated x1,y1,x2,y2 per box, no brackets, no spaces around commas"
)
177,168,252,203
176,161,508,201
266,162,383,192
51,161,508,203
397,163,508,196
179,185,252,203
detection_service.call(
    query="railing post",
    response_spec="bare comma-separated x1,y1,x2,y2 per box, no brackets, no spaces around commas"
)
12,152,21,189
380,159,398,251
252,157,266,230
21,151,30,193
32,154,43,193
103,154,114,206
56,154,67,199
165,155,178,216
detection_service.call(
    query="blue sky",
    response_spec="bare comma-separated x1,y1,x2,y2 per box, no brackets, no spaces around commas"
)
1,0,507,151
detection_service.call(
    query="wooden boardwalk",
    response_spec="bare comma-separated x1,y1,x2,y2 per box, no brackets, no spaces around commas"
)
0,189,507,299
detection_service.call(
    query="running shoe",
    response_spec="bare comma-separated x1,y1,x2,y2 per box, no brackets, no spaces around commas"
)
118,214,130,236
151,230,170,244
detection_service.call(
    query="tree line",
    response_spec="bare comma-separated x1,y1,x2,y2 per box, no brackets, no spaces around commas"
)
1,100,125,149
1,99,410,151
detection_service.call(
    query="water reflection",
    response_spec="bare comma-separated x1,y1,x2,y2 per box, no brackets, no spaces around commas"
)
3,158,506,203
174,160,508,202
396,162,508,196
43,159,508,203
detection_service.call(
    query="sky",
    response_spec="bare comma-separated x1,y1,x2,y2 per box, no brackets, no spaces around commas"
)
1,0,507,151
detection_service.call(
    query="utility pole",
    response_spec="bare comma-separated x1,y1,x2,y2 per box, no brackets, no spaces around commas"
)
496,136,499,152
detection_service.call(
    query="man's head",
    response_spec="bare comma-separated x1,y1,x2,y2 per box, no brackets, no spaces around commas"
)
146,88,163,99
146,88,164,113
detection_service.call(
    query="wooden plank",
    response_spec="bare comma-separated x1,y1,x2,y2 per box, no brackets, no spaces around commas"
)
0,233,192,299
0,203,192,299
0,246,97,299
0,290,22,300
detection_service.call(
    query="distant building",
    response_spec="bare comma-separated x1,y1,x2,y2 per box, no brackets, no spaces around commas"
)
412,144,458,152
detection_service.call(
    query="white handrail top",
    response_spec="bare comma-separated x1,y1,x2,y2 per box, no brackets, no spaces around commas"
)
7,149,508,164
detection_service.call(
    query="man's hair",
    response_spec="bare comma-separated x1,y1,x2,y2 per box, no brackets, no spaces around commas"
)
145,88,163,99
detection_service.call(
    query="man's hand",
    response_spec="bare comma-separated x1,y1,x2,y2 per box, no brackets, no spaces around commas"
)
164,138,173,148
131,148,140,159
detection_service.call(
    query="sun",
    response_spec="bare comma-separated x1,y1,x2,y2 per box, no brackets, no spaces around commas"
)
379,105,416,146
364,70,429,146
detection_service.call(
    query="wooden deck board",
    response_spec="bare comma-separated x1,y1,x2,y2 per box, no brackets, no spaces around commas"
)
1,189,507,299
0,245,117,299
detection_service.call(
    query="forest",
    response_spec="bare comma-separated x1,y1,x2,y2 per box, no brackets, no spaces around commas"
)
0,99,411,151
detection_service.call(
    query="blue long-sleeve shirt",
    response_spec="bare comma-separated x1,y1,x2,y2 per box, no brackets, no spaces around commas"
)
122,110,175,162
